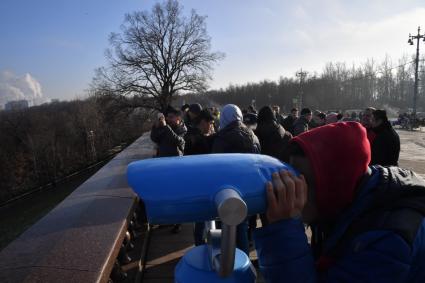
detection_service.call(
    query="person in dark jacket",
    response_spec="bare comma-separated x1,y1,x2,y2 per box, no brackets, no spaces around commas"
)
255,106,292,161
150,107,187,157
243,112,258,131
293,107,312,136
282,108,298,134
184,109,215,156
370,109,400,166
150,107,187,233
272,105,285,126
248,105,258,114
184,109,216,245
309,111,326,129
184,103,203,130
254,122,425,283
361,107,376,137
212,104,261,154
212,104,260,255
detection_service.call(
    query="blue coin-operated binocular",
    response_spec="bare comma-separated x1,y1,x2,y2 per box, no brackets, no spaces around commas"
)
127,154,298,283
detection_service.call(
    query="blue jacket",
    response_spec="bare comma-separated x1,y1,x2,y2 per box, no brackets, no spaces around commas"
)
254,166,425,283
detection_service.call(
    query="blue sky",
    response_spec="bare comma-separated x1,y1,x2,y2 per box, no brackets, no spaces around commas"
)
1,0,425,104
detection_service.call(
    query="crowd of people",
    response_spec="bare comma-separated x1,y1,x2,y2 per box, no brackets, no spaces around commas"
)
151,103,401,167
150,102,425,282
397,112,425,129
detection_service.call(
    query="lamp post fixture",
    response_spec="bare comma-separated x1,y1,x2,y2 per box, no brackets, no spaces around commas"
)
296,69,308,110
408,26,425,124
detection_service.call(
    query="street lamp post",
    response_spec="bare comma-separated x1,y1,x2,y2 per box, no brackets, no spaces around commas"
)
408,26,425,124
296,69,308,110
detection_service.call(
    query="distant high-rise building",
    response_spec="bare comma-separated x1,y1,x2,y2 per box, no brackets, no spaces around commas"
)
5,100,29,111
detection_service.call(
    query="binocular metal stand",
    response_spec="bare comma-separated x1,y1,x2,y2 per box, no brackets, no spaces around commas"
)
175,189,257,282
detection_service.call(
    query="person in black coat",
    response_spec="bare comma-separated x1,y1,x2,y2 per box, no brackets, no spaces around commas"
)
212,104,260,255
282,108,298,134
272,105,285,127
293,108,312,136
184,109,215,156
184,109,216,245
370,109,400,166
150,107,187,233
309,111,326,129
150,107,187,157
184,103,203,130
255,106,293,162
212,104,261,154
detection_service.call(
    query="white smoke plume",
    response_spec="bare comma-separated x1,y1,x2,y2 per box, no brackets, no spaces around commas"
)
382,104,400,119
0,70,49,108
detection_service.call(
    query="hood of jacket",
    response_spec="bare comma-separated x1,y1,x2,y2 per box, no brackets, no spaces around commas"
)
290,122,371,219
372,120,392,134
257,106,277,124
220,104,243,129
255,121,286,140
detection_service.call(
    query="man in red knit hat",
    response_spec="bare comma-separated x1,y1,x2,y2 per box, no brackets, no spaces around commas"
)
254,122,425,283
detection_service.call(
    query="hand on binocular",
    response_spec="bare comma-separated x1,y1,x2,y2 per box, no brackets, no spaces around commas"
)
266,170,308,223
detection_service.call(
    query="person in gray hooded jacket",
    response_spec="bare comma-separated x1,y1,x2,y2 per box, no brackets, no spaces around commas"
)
212,104,261,154
212,104,261,255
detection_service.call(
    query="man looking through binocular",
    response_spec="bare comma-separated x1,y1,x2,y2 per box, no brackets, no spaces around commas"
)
255,122,425,283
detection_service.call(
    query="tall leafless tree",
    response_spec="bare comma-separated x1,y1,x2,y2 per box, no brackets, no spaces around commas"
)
93,0,224,112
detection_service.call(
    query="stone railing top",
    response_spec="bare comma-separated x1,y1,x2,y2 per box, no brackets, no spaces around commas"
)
0,133,155,283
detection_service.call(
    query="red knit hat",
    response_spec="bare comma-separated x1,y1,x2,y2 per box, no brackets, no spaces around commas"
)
290,122,371,220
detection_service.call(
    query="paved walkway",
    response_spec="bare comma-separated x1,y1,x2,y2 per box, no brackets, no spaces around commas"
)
142,224,193,282
397,128,425,178
142,223,264,282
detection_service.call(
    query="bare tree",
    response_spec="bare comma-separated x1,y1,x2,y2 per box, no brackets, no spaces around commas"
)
93,0,224,112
